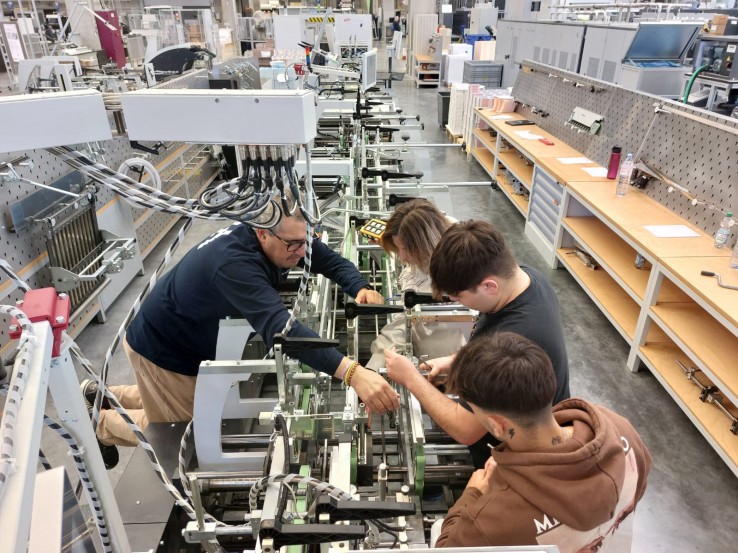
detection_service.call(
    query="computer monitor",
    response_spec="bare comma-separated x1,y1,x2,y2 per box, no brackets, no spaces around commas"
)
361,49,377,91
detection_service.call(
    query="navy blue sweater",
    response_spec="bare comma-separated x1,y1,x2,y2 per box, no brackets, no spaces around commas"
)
126,223,368,376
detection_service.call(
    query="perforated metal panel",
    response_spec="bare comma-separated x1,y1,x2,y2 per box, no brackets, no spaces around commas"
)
513,61,738,244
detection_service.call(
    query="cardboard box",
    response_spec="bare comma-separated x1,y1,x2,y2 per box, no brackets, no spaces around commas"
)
710,15,738,35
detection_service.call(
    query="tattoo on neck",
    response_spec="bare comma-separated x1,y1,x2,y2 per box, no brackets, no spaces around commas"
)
551,435,562,445
508,428,515,439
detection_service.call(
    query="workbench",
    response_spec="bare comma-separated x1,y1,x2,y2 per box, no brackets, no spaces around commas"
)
470,106,738,478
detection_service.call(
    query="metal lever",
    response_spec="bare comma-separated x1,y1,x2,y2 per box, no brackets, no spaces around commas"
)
361,168,424,181
701,271,738,291
314,495,416,521
403,290,450,309
259,520,366,548
344,301,404,320
388,194,426,207
363,125,401,132
272,333,340,353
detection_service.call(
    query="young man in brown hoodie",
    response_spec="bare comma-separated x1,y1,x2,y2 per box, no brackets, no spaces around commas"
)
436,332,652,552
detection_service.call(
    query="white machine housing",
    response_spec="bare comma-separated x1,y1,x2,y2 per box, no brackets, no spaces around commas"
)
361,49,378,91
0,90,112,154
120,89,318,144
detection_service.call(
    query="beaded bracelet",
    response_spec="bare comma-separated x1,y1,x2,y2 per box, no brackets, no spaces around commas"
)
343,361,360,387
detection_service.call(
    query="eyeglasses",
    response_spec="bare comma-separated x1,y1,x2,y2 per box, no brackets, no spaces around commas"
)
269,230,307,253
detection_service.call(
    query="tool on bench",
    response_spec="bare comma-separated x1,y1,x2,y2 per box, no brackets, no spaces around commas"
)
701,270,738,291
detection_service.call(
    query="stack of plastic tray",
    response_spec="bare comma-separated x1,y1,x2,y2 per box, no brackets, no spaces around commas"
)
463,61,503,88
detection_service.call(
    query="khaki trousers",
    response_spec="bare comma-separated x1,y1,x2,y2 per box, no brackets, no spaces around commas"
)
96,337,197,447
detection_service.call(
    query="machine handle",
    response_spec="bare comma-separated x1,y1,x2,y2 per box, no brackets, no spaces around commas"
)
361,168,424,181
403,290,450,309
260,520,366,547
315,495,416,521
344,301,405,320
272,333,340,353
388,194,426,207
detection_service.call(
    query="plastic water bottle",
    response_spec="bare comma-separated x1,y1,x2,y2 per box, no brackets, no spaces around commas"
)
616,153,634,198
715,212,734,249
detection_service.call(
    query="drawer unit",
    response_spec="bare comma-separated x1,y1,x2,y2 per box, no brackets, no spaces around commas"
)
525,167,564,267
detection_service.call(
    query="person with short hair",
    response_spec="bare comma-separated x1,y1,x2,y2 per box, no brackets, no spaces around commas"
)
365,199,466,369
384,220,570,467
92,192,399,448
436,332,652,551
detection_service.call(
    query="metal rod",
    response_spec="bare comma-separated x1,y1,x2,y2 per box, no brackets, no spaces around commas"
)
655,103,738,136
200,479,259,492
363,143,462,149
189,475,206,531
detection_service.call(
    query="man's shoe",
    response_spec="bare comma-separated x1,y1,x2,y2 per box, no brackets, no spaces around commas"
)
85,404,119,470
97,439,120,470
80,379,110,409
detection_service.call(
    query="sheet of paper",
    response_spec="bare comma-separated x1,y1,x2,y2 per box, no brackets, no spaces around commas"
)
644,225,700,238
514,130,544,140
490,114,514,120
581,166,608,177
557,157,592,165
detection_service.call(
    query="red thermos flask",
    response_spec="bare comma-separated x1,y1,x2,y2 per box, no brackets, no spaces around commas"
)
607,147,622,180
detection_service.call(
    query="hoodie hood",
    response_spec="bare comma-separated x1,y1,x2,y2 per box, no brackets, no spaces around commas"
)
492,398,630,531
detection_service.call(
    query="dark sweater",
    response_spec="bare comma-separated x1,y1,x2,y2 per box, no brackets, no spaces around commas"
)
126,223,368,376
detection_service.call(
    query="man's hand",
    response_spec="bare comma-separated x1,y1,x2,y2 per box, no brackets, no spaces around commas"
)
420,354,456,385
384,347,423,388
350,366,400,414
356,288,384,304
466,455,497,494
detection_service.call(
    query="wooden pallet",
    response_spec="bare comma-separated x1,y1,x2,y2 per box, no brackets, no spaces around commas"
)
445,125,462,143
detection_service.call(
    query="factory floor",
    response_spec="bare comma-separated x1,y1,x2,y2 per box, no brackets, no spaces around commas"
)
21,68,738,551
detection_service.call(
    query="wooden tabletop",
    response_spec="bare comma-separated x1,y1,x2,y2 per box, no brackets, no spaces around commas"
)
566,180,730,259
536,156,612,185
476,108,527,126
658,256,738,330
415,54,437,63
476,109,581,159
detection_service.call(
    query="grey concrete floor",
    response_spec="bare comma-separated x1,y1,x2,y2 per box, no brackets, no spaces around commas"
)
20,68,738,551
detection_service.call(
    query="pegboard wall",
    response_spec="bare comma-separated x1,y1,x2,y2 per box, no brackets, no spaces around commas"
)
0,69,222,354
513,61,738,245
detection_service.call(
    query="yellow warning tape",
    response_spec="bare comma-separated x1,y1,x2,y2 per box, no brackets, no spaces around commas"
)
306,16,335,23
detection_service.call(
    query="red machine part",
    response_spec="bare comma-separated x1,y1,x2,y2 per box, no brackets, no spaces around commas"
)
9,288,71,358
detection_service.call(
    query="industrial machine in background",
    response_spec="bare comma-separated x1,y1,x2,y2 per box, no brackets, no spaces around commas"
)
0,45,506,551
686,34,738,114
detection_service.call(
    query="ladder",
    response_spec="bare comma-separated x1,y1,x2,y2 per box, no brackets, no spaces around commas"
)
0,27,18,90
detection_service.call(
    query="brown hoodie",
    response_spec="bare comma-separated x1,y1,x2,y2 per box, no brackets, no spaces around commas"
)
437,398,653,552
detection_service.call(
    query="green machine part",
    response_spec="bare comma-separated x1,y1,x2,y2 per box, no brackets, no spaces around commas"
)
351,443,358,483
414,443,425,498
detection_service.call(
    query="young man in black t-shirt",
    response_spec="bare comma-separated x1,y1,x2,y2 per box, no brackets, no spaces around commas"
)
384,220,570,467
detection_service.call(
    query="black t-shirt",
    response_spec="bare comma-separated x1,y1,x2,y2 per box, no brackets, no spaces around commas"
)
462,265,570,467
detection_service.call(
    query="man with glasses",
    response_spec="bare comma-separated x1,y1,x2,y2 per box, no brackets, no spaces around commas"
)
86,201,399,449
